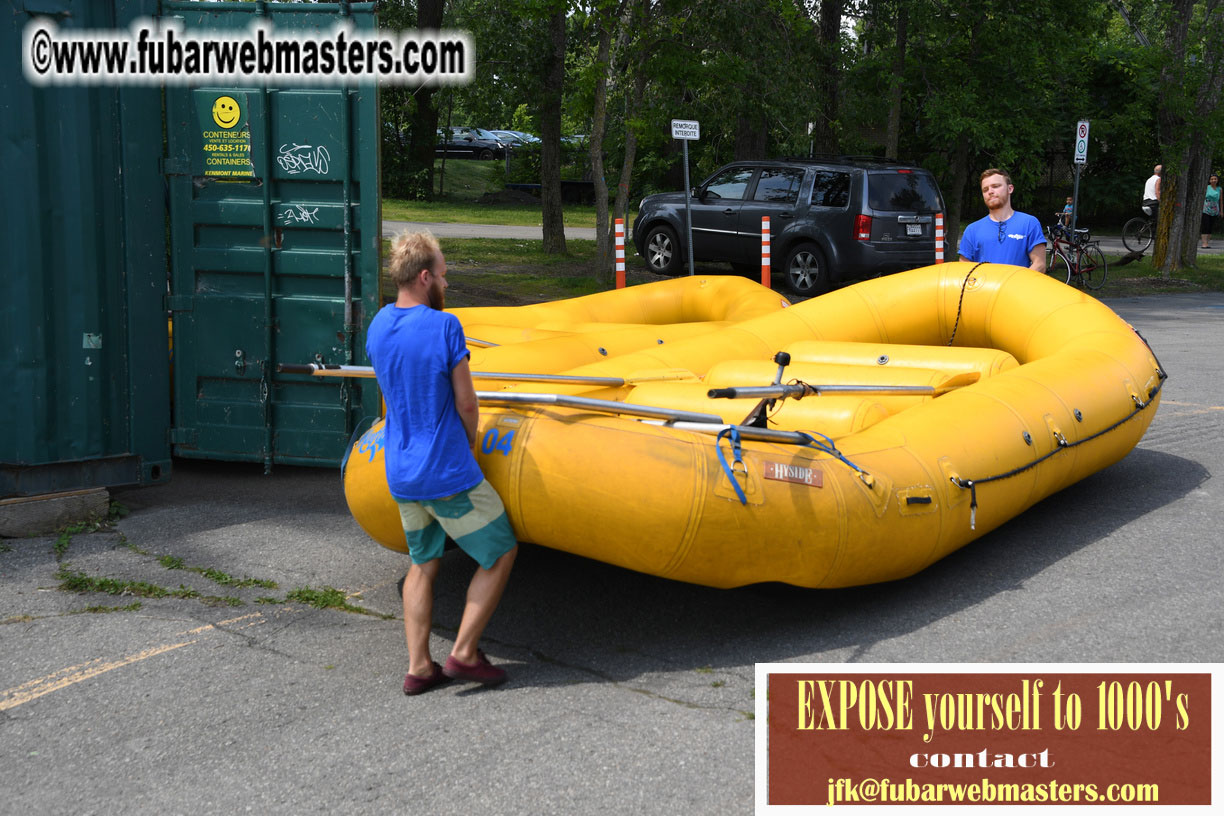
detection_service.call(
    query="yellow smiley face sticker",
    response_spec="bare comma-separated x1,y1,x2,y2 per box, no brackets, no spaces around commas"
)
211,96,240,129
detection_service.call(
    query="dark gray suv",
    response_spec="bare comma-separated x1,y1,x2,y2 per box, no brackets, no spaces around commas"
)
632,157,946,296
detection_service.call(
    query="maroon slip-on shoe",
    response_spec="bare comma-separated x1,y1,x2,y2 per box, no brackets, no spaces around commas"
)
442,650,507,686
403,661,451,695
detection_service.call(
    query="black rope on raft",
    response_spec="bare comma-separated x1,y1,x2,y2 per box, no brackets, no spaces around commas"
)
949,376,1166,529
947,262,987,347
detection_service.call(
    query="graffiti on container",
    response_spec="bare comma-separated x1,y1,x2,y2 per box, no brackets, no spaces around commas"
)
276,143,330,176
278,205,320,225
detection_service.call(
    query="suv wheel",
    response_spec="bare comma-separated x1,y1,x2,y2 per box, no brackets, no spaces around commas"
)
783,242,829,296
643,225,682,276
478,148,494,160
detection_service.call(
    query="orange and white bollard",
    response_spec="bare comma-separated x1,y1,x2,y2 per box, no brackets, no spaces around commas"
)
761,216,771,288
615,218,626,289
935,212,945,263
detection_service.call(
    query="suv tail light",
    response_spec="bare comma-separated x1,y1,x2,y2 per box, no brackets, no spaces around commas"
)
854,214,872,241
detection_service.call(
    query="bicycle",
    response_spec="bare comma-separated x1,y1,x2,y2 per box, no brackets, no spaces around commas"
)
1122,211,1155,252
1045,217,1108,290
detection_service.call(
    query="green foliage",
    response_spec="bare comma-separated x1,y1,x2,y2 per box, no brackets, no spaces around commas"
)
384,0,1216,233
286,586,394,619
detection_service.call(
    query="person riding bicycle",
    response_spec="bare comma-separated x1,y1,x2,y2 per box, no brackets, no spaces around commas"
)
1141,164,1161,221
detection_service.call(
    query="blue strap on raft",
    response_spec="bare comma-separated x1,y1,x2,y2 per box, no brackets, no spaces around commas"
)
715,426,749,505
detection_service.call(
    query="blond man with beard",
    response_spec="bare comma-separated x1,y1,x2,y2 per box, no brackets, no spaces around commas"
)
958,168,1046,272
366,231,518,696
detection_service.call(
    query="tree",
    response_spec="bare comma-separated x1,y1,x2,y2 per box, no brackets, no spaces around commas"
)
540,3,569,254
1144,0,1224,274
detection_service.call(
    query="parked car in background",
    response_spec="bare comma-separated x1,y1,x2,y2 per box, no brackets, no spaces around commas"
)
632,157,946,296
489,129,537,148
435,127,507,160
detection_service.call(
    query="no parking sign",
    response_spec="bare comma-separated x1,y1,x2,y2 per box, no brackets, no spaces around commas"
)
1075,120,1090,164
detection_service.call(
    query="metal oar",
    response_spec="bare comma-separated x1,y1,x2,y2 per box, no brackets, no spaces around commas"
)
708,371,980,400
278,363,690,388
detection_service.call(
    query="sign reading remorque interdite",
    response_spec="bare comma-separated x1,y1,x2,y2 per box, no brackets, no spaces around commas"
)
671,119,699,141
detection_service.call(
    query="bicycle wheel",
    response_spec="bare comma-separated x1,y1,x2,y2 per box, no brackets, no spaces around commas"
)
1046,249,1071,284
1138,219,1154,251
1122,217,1153,252
1079,244,1108,290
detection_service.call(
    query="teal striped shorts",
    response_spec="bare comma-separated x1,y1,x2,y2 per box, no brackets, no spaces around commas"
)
395,479,517,570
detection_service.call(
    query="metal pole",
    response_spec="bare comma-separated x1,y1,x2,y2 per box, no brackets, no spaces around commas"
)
683,139,694,276
1071,163,1082,234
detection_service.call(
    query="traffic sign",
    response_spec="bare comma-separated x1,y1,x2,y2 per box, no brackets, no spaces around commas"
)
671,119,700,141
1074,120,1090,165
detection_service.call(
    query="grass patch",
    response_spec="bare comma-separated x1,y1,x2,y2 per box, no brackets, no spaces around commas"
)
431,157,501,200
379,237,608,305
1097,252,1224,294
158,554,278,589
2,614,36,625
58,567,182,599
49,502,129,560
383,197,598,229
286,586,394,619
380,237,601,268
56,566,241,607
443,238,600,267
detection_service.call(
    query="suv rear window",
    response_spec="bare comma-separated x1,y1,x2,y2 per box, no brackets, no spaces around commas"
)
754,168,804,203
868,172,942,212
810,171,850,208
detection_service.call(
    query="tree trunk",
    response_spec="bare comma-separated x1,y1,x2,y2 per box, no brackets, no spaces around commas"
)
614,65,648,241
734,112,768,160
589,14,616,285
809,0,842,154
1152,0,1194,275
612,0,649,232
884,4,907,160
540,6,568,255
407,0,444,198
945,131,970,254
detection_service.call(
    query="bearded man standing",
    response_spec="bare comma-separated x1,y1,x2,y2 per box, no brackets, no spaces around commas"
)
365,231,518,696
958,168,1047,272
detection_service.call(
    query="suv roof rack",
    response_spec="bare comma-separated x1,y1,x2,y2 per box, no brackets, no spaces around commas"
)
776,154,913,166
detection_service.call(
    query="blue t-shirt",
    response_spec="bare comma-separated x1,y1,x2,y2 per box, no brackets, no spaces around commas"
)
958,211,1045,267
365,304,482,501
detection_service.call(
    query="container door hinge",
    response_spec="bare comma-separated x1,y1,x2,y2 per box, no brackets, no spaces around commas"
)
164,294,193,312
169,428,198,446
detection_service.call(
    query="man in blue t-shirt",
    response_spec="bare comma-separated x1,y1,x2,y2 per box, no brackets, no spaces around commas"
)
366,231,518,696
958,168,1047,272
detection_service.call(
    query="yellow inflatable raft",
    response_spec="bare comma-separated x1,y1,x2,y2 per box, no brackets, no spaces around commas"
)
336,262,1164,589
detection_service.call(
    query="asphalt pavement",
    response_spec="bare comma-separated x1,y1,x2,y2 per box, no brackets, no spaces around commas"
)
2,291,1222,814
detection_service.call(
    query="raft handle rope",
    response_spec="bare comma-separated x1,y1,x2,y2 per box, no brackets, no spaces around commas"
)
949,373,1166,530
714,424,872,506
796,430,874,488
715,426,750,505
946,262,986,347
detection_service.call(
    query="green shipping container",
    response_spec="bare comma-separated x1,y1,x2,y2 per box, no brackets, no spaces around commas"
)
1,0,171,497
2,0,382,498
163,1,381,470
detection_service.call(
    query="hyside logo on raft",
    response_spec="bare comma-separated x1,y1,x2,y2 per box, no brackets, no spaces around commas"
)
358,425,385,462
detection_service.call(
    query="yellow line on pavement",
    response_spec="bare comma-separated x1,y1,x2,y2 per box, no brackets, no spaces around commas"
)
1162,400,1224,412
0,641,195,711
177,612,265,636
